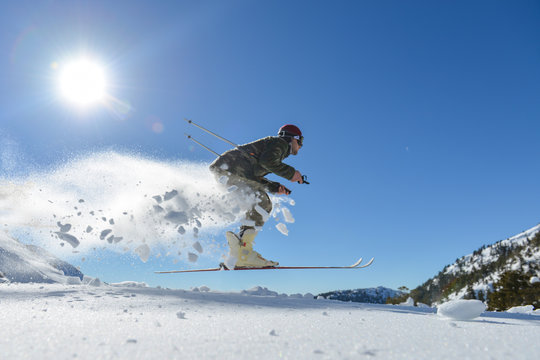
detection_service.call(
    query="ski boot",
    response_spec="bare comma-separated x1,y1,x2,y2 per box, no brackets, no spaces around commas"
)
224,231,241,269
225,229,278,269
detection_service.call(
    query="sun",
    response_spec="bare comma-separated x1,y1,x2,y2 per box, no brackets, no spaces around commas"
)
58,58,107,106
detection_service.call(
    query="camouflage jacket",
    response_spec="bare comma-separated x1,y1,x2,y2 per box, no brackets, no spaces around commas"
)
209,136,296,193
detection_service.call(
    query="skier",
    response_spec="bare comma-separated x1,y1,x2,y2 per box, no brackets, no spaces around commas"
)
209,124,305,268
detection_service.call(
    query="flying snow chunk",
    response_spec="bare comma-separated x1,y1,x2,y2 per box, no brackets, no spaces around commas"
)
255,205,270,222
241,219,256,228
57,222,72,233
100,229,112,240
165,211,188,225
276,223,289,236
437,299,486,320
55,232,80,248
135,244,151,263
163,190,178,201
192,241,203,254
281,207,295,223
108,236,123,243
188,252,198,263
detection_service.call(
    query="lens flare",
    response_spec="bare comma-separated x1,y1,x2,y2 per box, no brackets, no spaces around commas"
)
152,122,164,133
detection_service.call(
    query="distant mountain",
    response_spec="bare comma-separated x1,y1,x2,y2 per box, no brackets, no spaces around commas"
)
407,223,540,310
0,232,83,283
318,286,404,304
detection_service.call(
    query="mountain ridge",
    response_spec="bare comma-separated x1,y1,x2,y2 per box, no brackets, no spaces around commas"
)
407,223,540,309
318,286,404,304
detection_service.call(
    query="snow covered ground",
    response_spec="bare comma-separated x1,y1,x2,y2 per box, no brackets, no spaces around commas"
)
1,283,538,360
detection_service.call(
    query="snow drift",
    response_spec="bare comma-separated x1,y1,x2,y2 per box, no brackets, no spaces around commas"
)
437,299,486,320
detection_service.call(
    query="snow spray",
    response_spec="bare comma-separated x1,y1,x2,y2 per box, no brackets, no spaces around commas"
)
0,151,295,264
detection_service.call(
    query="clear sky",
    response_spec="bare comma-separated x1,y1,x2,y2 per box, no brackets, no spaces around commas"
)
1,0,539,294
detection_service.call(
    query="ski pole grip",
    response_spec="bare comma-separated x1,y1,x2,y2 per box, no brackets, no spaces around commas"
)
301,175,310,185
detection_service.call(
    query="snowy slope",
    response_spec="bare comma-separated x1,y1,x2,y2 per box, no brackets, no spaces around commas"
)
0,282,538,360
0,232,83,283
412,223,540,305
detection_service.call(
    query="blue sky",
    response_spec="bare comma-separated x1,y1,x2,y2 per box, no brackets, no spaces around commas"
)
1,0,539,294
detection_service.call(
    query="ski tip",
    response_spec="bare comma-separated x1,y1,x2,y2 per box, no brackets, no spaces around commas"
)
351,257,363,267
360,257,375,268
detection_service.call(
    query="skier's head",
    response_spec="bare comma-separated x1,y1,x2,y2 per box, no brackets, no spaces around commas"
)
278,124,303,147
278,124,303,156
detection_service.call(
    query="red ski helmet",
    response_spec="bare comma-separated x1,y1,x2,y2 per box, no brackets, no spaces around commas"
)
278,124,303,146
278,124,302,137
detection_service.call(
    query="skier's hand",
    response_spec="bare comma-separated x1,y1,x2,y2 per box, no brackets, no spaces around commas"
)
278,185,291,195
291,170,303,184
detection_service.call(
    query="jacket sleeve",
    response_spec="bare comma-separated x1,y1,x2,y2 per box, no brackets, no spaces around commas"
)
258,139,296,180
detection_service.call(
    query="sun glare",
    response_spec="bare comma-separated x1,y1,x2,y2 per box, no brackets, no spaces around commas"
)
59,58,106,106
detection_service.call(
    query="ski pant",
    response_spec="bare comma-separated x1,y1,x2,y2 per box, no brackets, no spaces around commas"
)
210,166,272,232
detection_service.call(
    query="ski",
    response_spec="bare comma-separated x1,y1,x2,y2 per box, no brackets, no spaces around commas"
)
155,257,374,274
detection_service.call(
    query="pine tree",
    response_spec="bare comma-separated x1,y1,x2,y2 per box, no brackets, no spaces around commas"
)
487,271,539,311
465,285,476,300
477,290,485,302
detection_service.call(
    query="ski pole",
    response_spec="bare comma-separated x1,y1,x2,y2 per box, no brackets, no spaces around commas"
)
184,118,238,148
185,134,220,157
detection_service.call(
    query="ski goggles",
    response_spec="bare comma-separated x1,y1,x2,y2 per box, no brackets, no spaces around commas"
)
293,135,304,147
